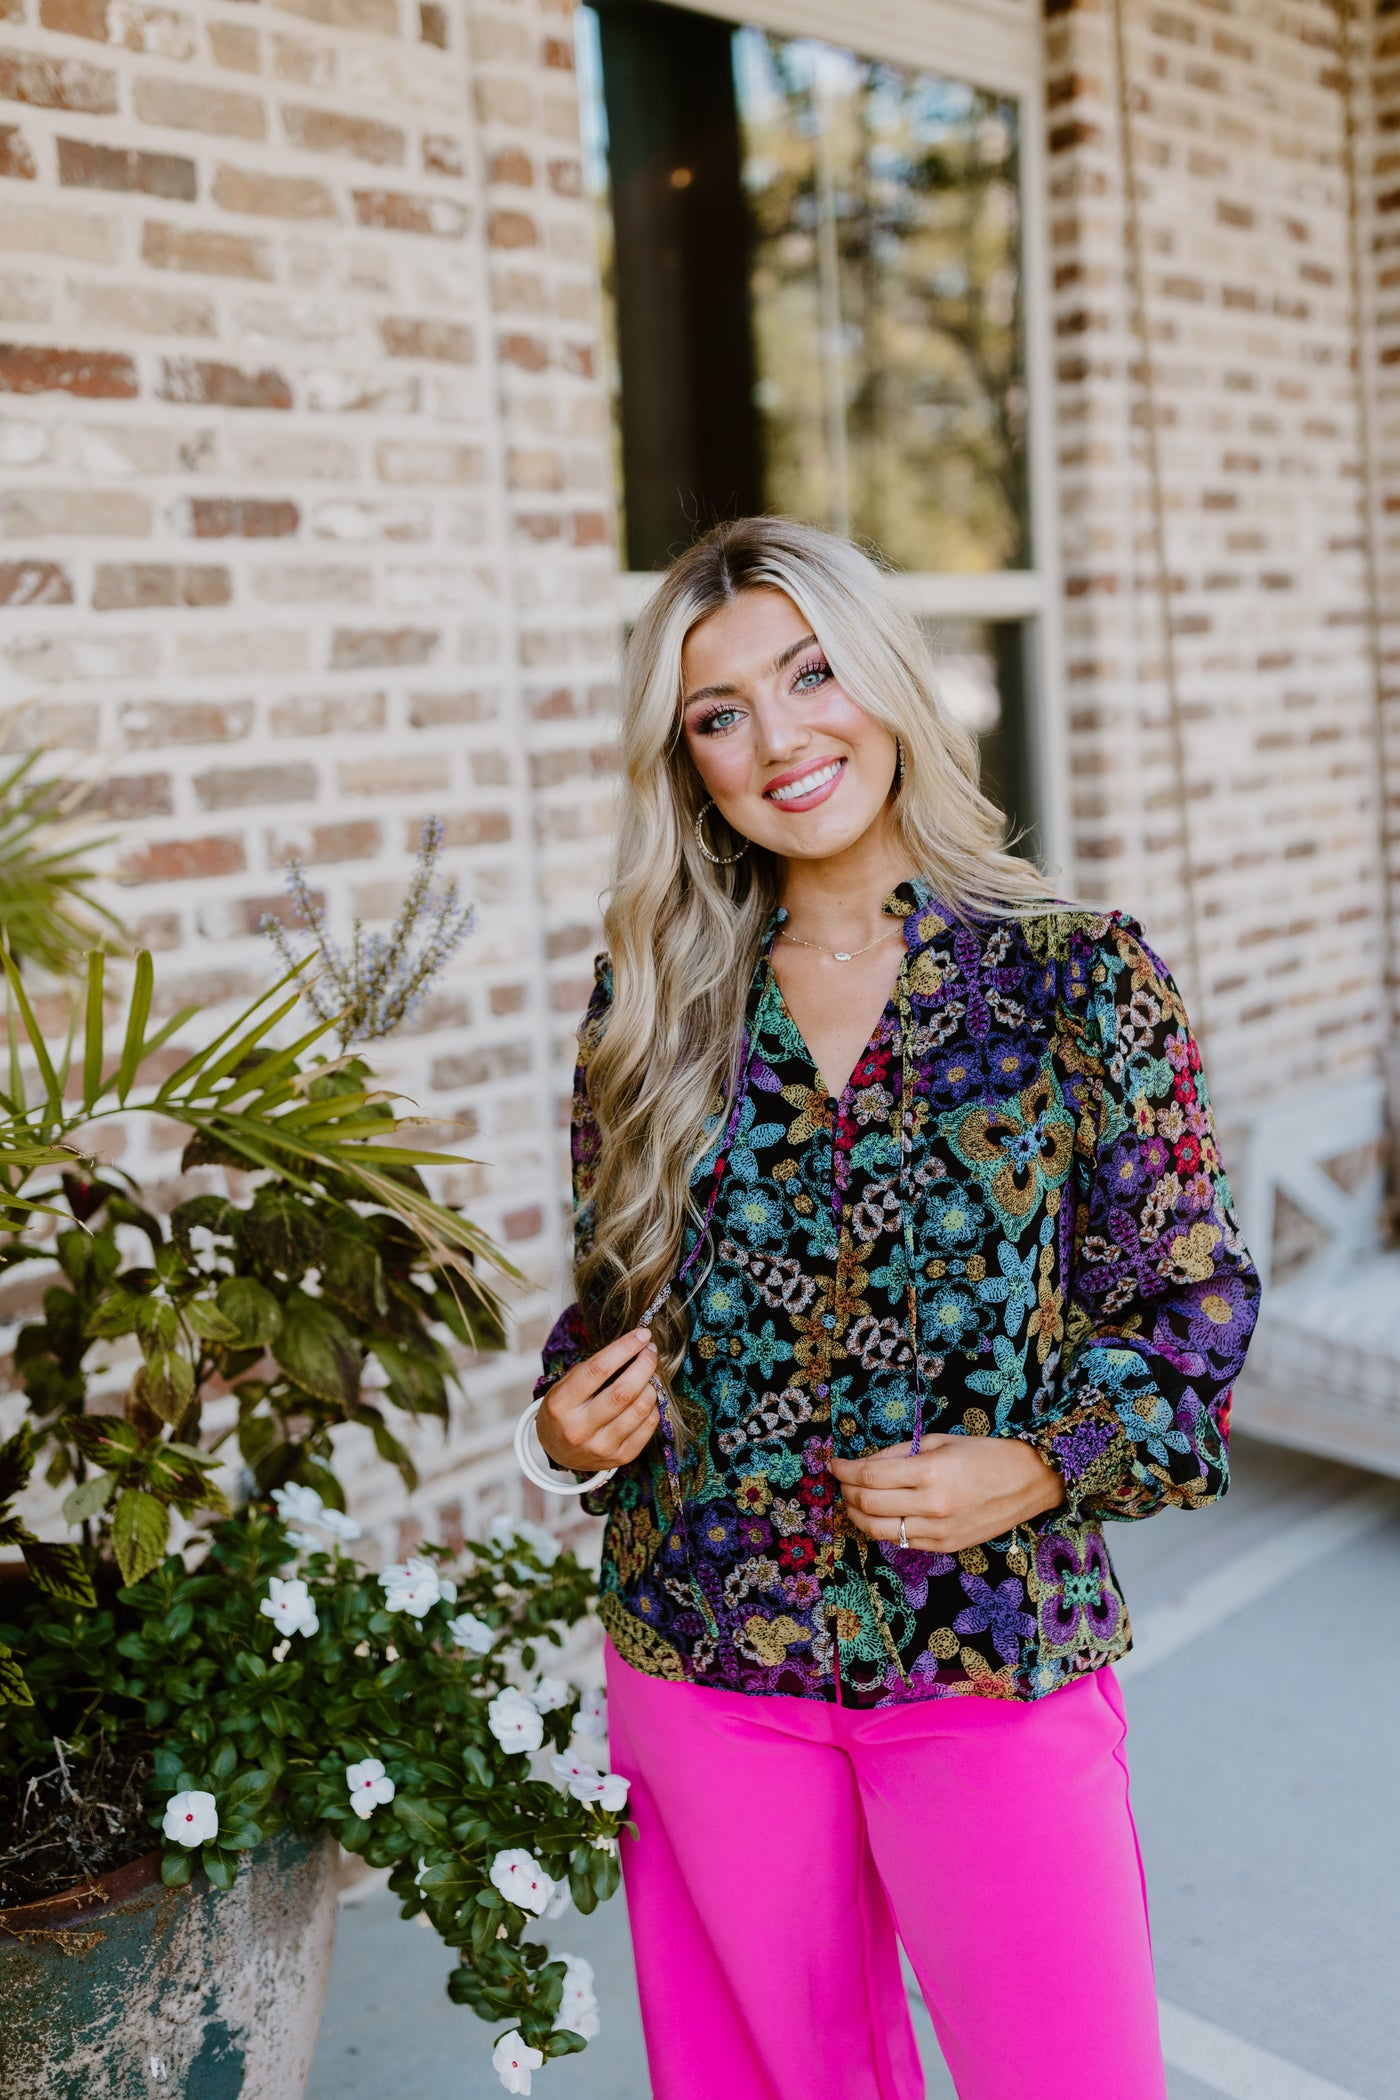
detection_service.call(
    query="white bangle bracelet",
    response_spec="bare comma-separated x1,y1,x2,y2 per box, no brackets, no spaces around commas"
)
512,1396,617,1497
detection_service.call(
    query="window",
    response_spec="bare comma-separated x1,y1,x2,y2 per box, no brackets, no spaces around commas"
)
577,0,1063,865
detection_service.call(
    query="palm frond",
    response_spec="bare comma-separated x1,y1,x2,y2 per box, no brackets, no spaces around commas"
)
0,952,522,1322
0,749,125,980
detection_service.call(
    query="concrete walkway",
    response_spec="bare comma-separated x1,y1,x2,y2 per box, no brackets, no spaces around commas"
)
307,1435,1400,2100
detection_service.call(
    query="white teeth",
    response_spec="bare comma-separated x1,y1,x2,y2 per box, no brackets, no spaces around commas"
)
768,760,842,804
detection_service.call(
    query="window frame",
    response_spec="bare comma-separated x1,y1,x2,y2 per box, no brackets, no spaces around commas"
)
601,0,1070,880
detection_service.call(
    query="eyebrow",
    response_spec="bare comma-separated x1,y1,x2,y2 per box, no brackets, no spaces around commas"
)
681,633,820,710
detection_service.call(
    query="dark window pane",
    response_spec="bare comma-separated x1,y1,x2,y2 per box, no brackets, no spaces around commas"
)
585,0,762,568
579,4,1029,575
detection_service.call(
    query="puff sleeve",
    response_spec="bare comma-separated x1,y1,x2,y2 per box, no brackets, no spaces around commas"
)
1034,918,1261,1522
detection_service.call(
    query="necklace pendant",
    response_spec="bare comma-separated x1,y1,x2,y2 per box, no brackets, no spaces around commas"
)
833,951,852,962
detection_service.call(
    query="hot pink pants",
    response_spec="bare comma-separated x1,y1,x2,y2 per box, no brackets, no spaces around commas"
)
605,1641,1167,2100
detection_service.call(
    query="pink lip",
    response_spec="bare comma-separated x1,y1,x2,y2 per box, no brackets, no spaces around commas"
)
763,756,846,813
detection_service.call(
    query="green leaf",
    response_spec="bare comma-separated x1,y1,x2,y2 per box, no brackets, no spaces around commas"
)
241,1185,322,1274
0,1425,33,1504
202,1849,238,1892
322,1225,387,1322
365,1414,417,1491
161,1598,194,1642
170,1194,237,1255
135,1299,179,1353
84,1288,143,1340
116,949,154,1103
183,1296,241,1344
570,1853,599,1914
0,946,60,1112
111,1488,170,1585
236,1410,278,1472
161,1849,192,1888
210,1740,238,1784
134,1349,195,1427
0,1640,33,1708
69,1414,142,1469
215,1276,282,1347
21,1535,97,1606
226,1769,275,1812
61,1471,117,1525
392,1796,448,1845
273,1292,360,1409
82,949,105,1109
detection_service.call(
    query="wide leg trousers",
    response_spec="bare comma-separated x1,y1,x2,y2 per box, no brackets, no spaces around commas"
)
605,1640,1167,2100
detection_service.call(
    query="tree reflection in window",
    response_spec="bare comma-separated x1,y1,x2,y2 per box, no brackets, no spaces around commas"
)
739,33,1027,574
579,3,1028,576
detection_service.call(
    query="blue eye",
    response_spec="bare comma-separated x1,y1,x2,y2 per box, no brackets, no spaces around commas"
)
697,707,742,735
793,659,831,691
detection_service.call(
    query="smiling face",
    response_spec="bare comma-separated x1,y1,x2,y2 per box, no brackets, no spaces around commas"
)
679,587,901,865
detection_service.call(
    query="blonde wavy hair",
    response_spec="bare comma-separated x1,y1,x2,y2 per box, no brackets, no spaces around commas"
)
576,517,1051,1396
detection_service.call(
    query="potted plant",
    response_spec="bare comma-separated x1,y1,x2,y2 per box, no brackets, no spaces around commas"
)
0,840,628,2098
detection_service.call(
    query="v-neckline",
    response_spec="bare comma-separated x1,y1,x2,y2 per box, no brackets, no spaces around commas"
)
764,956,904,1111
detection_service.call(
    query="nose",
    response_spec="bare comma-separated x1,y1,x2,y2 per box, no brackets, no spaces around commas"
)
751,691,810,768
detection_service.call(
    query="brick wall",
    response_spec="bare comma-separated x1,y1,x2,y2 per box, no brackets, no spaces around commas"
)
0,0,619,1554
1045,0,1395,1128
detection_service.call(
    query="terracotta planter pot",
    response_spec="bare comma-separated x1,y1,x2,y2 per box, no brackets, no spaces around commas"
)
0,1826,338,2100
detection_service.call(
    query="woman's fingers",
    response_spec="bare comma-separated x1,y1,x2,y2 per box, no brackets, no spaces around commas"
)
610,1396,662,1466
836,1484,928,1517
841,1505,955,1551
574,1348,657,1431
829,1449,935,1492
538,1332,661,1471
569,1327,656,1400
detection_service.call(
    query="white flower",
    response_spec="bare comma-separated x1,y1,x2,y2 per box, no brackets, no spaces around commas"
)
572,1770,631,1813
283,1529,319,1552
378,1555,447,1618
544,1880,572,1920
489,1846,553,1916
492,2030,544,2095
345,1757,396,1820
554,1953,600,2039
259,1576,319,1640
488,1687,544,1756
550,1751,599,1792
489,1514,560,1567
573,1687,607,1738
317,1506,362,1542
271,1483,324,1527
447,1611,495,1656
162,1790,218,1847
528,1676,570,1714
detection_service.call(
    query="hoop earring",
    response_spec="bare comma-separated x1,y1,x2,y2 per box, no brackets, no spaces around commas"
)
694,798,749,866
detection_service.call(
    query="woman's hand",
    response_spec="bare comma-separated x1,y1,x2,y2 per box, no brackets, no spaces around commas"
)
536,1327,660,1476
830,1433,1064,1555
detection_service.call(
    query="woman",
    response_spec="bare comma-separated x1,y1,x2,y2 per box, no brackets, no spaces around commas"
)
522,518,1259,2100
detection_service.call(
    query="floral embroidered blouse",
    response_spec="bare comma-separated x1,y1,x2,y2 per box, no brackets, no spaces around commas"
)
535,880,1260,1708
